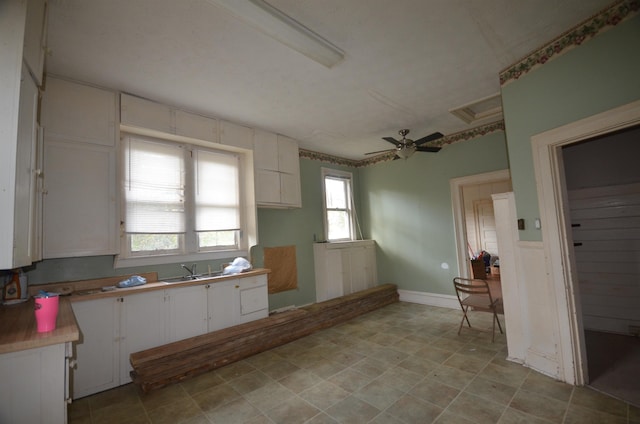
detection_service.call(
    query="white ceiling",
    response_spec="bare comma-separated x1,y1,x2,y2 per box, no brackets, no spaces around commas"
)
46,0,613,159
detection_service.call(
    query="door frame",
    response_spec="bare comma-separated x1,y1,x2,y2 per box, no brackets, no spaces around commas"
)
450,169,511,279
531,99,640,385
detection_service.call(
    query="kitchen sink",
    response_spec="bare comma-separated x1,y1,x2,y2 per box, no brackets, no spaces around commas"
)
161,272,223,284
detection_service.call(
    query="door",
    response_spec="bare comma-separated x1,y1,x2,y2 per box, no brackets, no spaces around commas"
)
474,199,498,255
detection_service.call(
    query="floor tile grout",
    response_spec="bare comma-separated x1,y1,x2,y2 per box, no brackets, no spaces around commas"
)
69,302,638,424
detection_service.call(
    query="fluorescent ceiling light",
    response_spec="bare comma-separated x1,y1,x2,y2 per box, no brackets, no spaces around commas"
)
208,0,344,68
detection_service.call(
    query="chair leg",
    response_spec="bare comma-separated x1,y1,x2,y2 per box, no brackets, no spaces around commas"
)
458,306,472,335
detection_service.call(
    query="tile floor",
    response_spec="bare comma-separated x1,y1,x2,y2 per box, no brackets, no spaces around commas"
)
68,302,640,424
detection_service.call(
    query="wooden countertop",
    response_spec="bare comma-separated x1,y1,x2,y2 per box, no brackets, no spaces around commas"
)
64,268,271,302
0,296,79,354
0,268,269,355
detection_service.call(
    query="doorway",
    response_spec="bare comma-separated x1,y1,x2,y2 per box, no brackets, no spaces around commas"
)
561,125,640,406
450,170,511,301
531,99,640,391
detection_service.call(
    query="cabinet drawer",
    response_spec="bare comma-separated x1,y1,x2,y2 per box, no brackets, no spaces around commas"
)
240,285,268,316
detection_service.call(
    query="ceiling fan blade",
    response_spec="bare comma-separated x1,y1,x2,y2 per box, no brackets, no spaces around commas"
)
413,131,444,146
382,137,401,146
365,149,394,155
416,146,441,153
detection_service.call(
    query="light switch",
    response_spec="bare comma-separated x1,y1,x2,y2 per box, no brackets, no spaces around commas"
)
535,218,541,229
517,219,525,230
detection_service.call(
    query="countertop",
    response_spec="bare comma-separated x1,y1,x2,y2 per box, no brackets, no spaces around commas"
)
0,296,79,354
65,268,270,302
0,268,269,355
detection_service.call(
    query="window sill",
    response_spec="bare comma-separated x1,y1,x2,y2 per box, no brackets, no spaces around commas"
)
114,249,248,269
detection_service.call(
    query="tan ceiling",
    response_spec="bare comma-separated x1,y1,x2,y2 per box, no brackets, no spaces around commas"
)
46,0,614,159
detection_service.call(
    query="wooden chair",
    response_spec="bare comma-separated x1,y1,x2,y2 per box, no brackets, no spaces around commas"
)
453,277,503,342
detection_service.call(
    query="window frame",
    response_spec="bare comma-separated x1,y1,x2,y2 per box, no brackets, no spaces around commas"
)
116,133,250,268
321,167,356,242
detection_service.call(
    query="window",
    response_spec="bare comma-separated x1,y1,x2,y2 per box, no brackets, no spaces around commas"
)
322,168,356,241
121,134,242,261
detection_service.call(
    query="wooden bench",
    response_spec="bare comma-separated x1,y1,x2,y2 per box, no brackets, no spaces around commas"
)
130,283,398,392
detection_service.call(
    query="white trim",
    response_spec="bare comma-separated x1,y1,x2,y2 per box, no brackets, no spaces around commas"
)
492,192,526,362
398,289,458,309
531,99,640,385
450,169,511,279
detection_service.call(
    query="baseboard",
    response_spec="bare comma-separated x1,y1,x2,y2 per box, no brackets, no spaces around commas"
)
398,289,458,309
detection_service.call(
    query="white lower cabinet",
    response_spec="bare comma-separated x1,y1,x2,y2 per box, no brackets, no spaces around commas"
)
239,276,269,323
119,291,167,384
167,284,208,343
208,279,239,332
71,274,268,399
314,240,378,302
71,297,120,398
0,342,70,424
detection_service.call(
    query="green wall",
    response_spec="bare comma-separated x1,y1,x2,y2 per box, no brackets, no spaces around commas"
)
358,131,509,295
255,159,360,310
501,14,640,241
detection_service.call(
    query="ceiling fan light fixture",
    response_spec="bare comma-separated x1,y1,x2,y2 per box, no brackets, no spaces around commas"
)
208,0,344,68
396,144,416,159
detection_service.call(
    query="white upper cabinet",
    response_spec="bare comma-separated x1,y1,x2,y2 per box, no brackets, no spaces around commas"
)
13,67,40,267
254,131,301,208
121,93,174,135
220,120,253,150
0,0,47,269
43,78,116,146
23,0,48,86
277,135,300,175
175,109,218,143
121,94,220,143
41,77,119,258
254,129,279,171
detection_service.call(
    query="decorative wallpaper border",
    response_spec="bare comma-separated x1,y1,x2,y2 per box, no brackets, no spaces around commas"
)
301,121,505,168
500,0,639,85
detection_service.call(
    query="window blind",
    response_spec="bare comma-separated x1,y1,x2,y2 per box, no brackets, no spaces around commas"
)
124,137,185,233
194,149,240,232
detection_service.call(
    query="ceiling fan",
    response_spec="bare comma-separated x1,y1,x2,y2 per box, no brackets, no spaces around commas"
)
366,129,444,159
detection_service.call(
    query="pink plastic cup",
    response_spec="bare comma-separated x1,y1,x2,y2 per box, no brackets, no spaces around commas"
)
34,295,59,333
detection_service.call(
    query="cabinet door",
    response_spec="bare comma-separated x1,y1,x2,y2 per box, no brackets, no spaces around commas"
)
208,280,239,332
22,0,47,86
277,135,300,174
238,275,268,323
314,245,345,302
219,120,253,150
42,140,117,258
119,291,168,383
175,109,218,143
42,78,117,146
347,247,370,293
121,93,174,134
0,343,67,424
255,169,281,204
167,284,208,343
253,130,279,171
13,67,39,267
71,298,120,399
280,172,301,207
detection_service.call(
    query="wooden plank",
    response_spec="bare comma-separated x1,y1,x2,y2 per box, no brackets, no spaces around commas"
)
130,284,398,392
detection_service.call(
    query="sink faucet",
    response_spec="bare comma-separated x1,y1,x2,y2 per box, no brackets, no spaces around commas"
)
181,263,197,278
